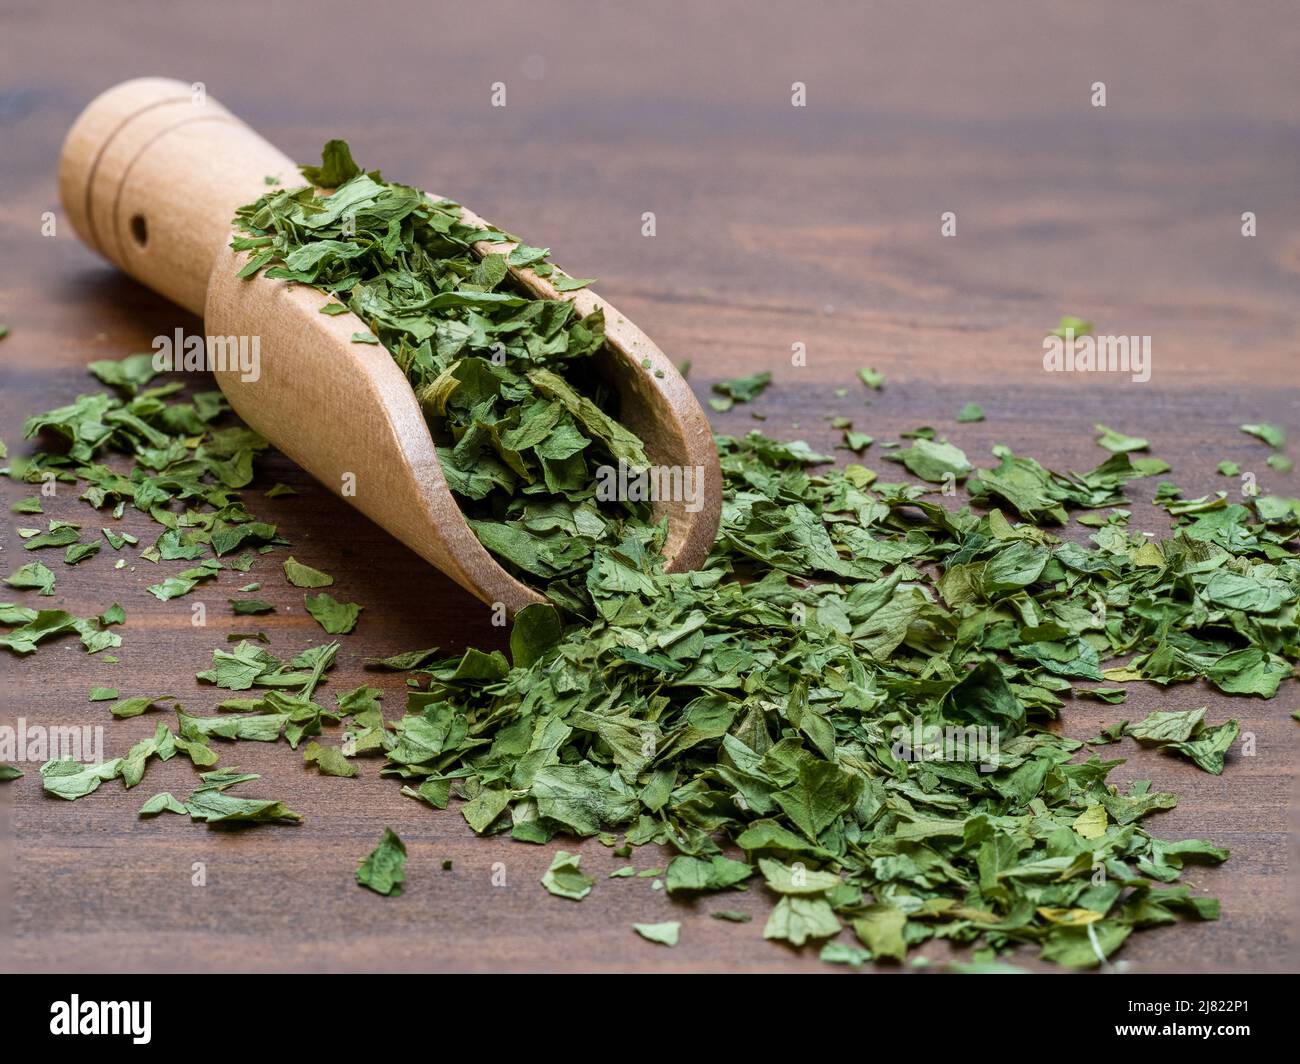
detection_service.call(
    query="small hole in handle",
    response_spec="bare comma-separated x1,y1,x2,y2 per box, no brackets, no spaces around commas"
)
129,214,148,248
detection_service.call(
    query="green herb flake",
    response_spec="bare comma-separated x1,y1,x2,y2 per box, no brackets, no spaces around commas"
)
541,850,593,901
304,591,362,634
356,828,407,895
1240,423,1285,449
283,556,334,588
632,921,680,947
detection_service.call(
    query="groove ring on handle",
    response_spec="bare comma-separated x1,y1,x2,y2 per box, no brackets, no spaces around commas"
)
77,92,199,261
107,113,241,274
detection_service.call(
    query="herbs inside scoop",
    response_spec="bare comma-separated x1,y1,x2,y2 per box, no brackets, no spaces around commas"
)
231,141,656,609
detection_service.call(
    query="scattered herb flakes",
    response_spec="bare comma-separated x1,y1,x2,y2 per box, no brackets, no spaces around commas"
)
710,371,772,412
147,563,220,602
356,828,407,895
360,417,1298,970
304,740,357,778
1267,454,1293,473
0,763,24,782
711,910,752,923
1087,721,1129,747
40,757,124,800
1126,709,1241,774
857,367,884,390
304,591,362,634
608,866,636,878
886,437,971,483
182,770,302,824
5,561,56,596
108,695,178,719
842,431,873,454
366,646,442,671
24,521,81,551
541,850,593,901
88,687,119,702
955,402,985,423
230,598,276,615
764,896,841,947
283,556,333,588
632,921,680,947
64,541,101,565
1240,423,1285,449
86,352,159,394
1,606,121,656
139,792,188,817
101,528,138,549
1217,461,1240,477
265,482,298,497
821,941,872,969
1050,314,1093,338
11,496,43,514
8,151,1293,975
1094,423,1149,454
664,854,752,894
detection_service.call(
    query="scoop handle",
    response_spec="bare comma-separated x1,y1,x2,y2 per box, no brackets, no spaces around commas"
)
59,77,295,316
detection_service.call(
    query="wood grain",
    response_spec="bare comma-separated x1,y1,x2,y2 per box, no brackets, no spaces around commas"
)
0,0,1296,973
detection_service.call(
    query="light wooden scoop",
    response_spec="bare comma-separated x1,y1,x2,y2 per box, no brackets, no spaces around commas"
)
59,78,721,613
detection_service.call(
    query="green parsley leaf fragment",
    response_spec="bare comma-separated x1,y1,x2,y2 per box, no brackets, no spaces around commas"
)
764,896,841,947
5,561,56,596
139,792,188,817
1240,423,1285,449
304,591,362,634
230,598,276,615
283,556,334,588
304,740,357,778
356,828,407,896
109,695,178,719
541,850,593,901
64,541,101,565
665,854,753,894
821,941,872,969
886,437,971,483
40,757,123,800
1050,314,1093,338
183,770,302,824
632,921,680,947
710,372,772,412
1094,423,1149,454
955,402,985,423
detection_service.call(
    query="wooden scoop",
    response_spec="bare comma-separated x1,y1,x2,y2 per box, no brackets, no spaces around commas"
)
59,78,721,613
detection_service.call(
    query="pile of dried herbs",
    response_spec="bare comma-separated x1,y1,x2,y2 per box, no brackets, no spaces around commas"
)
230,142,653,610
377,427,1296,966
5,342,1298,968
3,140,1297,968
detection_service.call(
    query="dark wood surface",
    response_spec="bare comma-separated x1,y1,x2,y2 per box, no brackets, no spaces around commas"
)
1,0,1297,973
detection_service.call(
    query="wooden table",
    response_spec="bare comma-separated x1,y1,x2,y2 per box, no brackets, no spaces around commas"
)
1,0,1296,973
